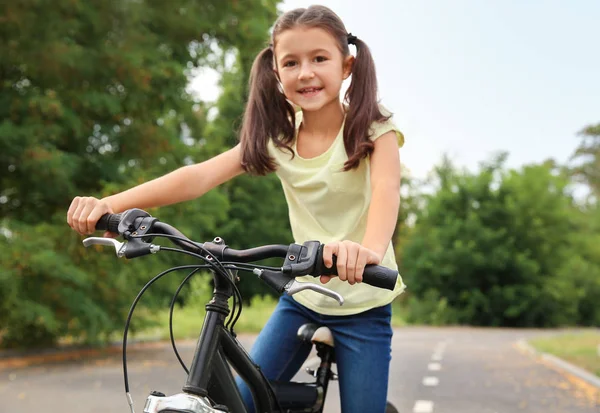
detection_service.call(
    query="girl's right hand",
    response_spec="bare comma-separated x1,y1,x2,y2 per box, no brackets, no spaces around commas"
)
67,196,115,237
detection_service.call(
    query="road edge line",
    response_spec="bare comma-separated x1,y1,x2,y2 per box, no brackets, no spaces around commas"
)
516,338,600,389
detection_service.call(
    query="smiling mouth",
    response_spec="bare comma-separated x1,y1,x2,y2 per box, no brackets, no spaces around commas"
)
298,87,324,95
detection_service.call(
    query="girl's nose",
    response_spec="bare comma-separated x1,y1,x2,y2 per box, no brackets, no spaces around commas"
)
298,64,315,80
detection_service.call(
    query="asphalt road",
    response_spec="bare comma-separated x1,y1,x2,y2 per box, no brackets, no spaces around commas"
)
1,327,598,413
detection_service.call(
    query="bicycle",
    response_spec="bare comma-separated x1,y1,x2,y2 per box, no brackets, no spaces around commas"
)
83,208,400,413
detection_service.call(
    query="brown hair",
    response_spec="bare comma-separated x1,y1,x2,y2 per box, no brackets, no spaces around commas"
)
239,5,390,175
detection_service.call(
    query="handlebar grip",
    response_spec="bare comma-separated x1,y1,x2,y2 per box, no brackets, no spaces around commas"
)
361,265,399,291
314,245,398,291
96,213,122,233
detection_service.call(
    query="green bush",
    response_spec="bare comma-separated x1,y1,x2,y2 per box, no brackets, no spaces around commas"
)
401,157,595,327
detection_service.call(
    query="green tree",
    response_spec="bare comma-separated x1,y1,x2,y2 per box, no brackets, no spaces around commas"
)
0,0,279,348
401,154,593,327
570,123,600,199
392,165,421,264
567,122,600,325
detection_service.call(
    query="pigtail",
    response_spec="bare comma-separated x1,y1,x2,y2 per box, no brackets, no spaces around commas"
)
239,46,296,175
343,38,391,170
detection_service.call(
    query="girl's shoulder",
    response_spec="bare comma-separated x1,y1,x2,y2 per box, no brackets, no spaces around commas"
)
368,104,405,148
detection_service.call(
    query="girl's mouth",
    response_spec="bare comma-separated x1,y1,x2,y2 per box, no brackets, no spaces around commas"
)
298,87,323,97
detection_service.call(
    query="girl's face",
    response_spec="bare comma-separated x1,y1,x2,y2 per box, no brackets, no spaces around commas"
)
274,26,353,113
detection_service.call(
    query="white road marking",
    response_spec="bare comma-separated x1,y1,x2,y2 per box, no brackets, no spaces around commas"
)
423,376,439,386
432,341,447,360
413,400,434,413
428,362,442,371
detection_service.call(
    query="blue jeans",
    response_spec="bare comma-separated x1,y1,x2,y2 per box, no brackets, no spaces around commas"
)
236,294,393,413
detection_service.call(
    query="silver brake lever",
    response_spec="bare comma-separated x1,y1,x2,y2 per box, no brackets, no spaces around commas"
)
285,280,344,306
83,237,127,258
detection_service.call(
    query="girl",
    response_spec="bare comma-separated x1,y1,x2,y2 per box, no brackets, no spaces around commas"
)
67,5,405,412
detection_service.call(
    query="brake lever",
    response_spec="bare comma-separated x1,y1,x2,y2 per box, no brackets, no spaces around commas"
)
284,280,344,306
83,237,127,257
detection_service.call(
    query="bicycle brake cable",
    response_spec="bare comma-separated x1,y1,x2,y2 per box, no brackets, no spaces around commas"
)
168,267,202,375
121,264,212,412
130,232,243,328
157,244,243,333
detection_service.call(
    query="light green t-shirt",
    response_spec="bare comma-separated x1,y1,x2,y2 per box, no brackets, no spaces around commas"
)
266,108,406,315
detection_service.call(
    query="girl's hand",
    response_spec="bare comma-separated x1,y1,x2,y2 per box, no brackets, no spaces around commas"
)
321,240,382,285
67,196,115,237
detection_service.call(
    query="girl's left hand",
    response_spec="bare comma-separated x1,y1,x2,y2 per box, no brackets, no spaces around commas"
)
321,240,382,285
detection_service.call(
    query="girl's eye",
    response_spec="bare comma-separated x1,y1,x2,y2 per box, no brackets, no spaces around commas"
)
283,61,297,68
314,56,327,63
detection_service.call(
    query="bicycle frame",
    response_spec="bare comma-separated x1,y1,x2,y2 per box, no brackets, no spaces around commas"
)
143,265,328,413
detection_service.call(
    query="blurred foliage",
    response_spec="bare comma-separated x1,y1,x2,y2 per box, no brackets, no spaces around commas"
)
570,123,600,200
400,153,600,327
0,0,281,348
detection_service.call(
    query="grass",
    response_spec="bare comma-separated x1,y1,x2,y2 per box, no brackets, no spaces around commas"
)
134,292,408,342
144,294,280,341
529,331,600,377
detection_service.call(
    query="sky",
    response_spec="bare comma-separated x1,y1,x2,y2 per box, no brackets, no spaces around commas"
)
189,0,600,181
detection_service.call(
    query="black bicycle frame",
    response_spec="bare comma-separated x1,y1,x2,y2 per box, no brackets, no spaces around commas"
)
186,314,276,412
179,265,326,413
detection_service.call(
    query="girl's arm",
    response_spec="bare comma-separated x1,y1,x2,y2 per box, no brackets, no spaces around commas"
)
106,144,245,211
361,131,401,259
321,131,401,284
68,144,245,235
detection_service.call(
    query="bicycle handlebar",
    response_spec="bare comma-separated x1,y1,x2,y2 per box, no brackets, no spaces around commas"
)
95,209,398,291
97,212,121,234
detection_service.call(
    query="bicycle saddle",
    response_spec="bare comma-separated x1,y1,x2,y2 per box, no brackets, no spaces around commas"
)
297,323,334,347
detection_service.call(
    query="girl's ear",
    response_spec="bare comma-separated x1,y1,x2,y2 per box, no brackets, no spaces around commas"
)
342,55,355,80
